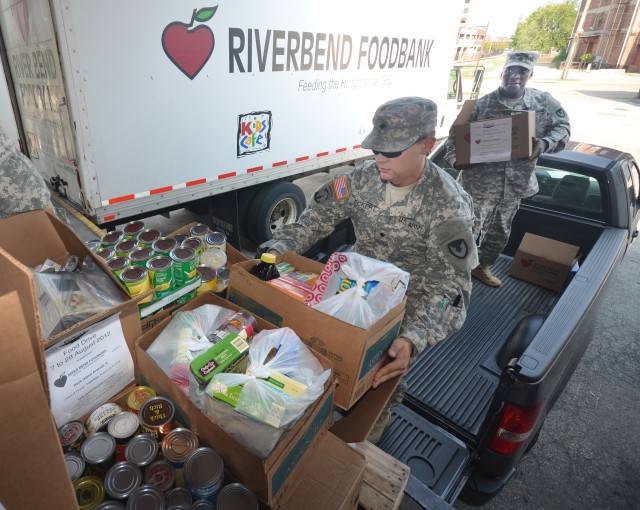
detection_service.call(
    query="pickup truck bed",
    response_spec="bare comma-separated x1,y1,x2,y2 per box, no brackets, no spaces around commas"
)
375,142,640,507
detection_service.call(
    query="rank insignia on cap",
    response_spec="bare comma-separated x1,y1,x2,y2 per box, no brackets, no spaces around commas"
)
333,176,350,200
448,239,468,259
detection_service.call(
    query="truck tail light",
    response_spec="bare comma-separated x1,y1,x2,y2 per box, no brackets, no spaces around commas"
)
488,402,543,455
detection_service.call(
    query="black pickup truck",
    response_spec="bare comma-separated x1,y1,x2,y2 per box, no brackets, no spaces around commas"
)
369,142,640,508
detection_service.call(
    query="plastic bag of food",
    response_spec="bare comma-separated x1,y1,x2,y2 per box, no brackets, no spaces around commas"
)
203,327,331,457
146,304,241,393
305,252,409,328
33,255,124,338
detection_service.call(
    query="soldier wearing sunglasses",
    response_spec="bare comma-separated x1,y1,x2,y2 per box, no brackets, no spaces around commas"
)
270,96,477,442
444,51,571,287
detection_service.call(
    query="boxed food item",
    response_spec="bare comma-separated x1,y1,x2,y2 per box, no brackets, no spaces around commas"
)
452,99,535,166
228,252,406,410
136,291,337,505
509,233,581,292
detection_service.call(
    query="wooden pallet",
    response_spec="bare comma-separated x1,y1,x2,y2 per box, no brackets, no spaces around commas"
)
350,441,410,510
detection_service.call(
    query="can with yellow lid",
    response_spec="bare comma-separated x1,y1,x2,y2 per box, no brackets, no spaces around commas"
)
74,475,105,510
126,386,157,414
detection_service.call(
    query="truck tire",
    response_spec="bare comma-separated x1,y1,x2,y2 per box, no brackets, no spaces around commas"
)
246,181,306,244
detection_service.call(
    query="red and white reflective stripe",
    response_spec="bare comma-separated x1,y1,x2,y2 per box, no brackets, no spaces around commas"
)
100,146,361,209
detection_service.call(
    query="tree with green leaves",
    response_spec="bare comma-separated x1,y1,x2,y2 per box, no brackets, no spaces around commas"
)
511,0,578,53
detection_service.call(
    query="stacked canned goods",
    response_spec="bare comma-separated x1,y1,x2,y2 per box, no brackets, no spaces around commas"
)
87,221,234,311
60,385,257,509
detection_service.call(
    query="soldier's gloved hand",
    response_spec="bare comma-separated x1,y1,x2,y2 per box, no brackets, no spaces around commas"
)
530,137,548,160
371,337,414,389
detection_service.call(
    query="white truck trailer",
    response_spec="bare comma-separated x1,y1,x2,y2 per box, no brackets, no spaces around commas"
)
0,0,467,245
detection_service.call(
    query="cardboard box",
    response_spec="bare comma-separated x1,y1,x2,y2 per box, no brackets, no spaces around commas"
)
277,432,366,510
228,252,406,410
509,233,580,292
0,292,78,510
136,291,337,506
139,222,249,332
0,210,141,398
453,99,535,165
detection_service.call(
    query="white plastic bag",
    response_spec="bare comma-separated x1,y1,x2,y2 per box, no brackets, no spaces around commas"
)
203,327,331,457
306,252,409,328
146,304,237,393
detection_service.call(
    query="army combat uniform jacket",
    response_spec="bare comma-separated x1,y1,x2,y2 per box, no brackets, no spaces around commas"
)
1,131,54,219
271,158,478,357
444,87,571,201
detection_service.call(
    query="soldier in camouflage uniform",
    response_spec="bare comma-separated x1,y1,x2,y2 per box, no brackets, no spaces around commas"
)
270,96,478,442
444,51,571,287
0,130,55,219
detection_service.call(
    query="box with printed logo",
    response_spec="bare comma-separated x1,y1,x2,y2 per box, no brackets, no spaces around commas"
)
453,99,535,166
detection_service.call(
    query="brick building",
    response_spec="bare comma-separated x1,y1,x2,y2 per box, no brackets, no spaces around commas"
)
572,0,640,71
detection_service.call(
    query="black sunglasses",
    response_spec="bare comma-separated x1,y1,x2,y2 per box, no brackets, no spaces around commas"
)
372,149,404,159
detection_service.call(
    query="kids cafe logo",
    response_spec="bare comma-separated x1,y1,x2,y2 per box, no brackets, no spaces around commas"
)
161,6,217,79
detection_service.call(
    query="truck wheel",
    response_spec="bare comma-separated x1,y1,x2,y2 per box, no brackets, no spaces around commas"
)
246,181,306,244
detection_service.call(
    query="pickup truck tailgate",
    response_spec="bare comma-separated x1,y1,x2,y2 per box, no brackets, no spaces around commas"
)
378,405,469,507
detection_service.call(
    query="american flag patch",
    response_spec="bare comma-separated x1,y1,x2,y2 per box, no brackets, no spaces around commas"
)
332,176,350,199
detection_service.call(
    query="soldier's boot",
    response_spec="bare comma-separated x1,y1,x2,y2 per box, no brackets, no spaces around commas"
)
472,266,502,287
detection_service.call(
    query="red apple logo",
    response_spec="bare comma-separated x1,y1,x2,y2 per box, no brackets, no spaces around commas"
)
11,0,29,42
162,7,218,79
521,259,534,268
475,139,481,144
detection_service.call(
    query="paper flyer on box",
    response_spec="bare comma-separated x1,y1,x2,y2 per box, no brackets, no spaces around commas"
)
45,313,134,426
469,117,513,164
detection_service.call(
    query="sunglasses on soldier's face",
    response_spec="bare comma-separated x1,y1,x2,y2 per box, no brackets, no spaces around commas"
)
372,149,404,159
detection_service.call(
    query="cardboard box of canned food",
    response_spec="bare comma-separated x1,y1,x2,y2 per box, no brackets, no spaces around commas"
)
136,291,338,506
0,210,142,398
139,222,249,332
227,252,406,410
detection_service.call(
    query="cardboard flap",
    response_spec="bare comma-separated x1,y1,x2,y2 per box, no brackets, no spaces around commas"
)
454,99,477,126
0,291,78,509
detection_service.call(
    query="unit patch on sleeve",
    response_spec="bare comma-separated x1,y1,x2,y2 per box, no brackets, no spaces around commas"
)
332,176,350,200
448,239,469,259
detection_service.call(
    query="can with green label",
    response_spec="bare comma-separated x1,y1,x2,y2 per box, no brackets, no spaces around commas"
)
114,239,138,258
170,247,197,288
137,229,161,248
152,237,178,256
107,256,131,279
129,247,155,267
123,220,146,239
181,237,204,263
120,266,152,303
147,256,174,298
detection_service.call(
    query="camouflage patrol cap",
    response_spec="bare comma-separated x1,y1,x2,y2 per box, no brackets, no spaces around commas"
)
361,96,437,152
504,51,539,71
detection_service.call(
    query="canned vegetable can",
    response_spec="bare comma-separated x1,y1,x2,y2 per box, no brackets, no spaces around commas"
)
86,403,123,436
95,501,126,510
81,432,117,478
181,237,204,261
204,231,227,253
191,499,215,510
139,396,175,439
124,434,159,468
144,459,176,494
95,248,116,262
65,452,86,482
126,386,157,414
129,247,155,267
119,266,152,302
107,411,141,462
123,220,146,239
184,447,224,501
114,238,138,257
100,230,124,249
165,487,193,508
216,482,259,510
104,461,142,500
199,247,226,270
162,428,199,488
215,267,231,294
152,237,178,255
126,485,165,510
137,228,162,247
147,255,174,297
195,265,217,295
107,256,131,279
86,239,102,251
74,475,105,510
189,223,210,238
58,420,86,452
170,247,197,288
